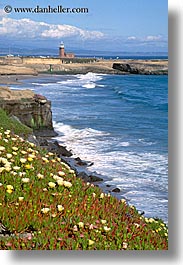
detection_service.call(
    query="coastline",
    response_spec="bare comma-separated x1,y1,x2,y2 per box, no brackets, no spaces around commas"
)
0,58,168,80
0,68,168,223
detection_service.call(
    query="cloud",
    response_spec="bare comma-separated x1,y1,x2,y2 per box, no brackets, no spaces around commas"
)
127,36,137,40
0,13,104,40
145,35,162,41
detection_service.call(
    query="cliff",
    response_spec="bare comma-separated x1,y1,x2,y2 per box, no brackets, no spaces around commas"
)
0,87,56,136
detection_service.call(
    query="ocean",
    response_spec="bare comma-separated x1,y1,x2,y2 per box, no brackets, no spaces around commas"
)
10,72,168,223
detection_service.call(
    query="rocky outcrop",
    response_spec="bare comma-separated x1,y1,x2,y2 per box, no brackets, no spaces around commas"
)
113,63,168,75
0,87,56,135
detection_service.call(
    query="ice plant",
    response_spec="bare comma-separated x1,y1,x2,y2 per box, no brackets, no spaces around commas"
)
41,208,50,214
57,205,64,212
48,182,56,188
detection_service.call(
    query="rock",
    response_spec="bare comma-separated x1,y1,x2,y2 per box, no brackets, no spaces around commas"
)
89,175,103,182
77,172,103,183
52,141,72,157
75,157,88,166
0,88,55,133
112,63,168,75
112,187,121,193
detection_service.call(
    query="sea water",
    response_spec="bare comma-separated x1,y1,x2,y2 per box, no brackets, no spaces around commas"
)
13,73,168,223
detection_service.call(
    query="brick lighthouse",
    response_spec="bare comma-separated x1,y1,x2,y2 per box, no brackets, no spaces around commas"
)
59,41,75,58
59,42,65,58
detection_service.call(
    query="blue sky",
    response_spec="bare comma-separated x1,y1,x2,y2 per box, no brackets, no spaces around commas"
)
0,0,168,53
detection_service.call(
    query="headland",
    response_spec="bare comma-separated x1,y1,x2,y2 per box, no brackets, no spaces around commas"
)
0,56,168,84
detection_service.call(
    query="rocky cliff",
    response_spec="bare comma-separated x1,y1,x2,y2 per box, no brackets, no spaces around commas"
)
0,87,56,136
112,63,168,75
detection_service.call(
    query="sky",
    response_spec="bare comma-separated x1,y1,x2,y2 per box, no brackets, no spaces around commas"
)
0,0,168,54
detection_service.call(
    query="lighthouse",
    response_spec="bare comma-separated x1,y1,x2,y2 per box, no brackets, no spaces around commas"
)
59,42,65,58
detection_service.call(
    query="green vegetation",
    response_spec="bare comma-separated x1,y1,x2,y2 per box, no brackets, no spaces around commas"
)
0,127,168,250
0,108,32,137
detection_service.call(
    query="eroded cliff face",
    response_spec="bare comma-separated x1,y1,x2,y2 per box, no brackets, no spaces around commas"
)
0,87,55,135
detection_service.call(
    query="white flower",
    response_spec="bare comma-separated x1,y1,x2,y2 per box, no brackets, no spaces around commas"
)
100,193,104,199
22,178,30,183
103,226,111,232
122,242,128,249
41,208,50,214
78,222,84,228
57,205,64,212
18,197,24,202
0,146,5,151
37,173,44,179
13,166,20,171
101,219,107,224
6,153,12,159
48,182,56,188
57,179,64,186
58,171,65,177
73,225,78,232
63,181,72,188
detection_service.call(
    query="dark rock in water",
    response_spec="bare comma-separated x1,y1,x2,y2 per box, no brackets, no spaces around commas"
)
89,175,103,182
106,184,112,187
75,157,88,166
112,187,121,193
52,141,72,157
77,172,103,183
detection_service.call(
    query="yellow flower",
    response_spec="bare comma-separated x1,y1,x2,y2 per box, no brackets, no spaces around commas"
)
88,239,95,246
6,185,14,190
57,205,64,212
27,157,33,162
6,189,13,194
42,157,49,163
41,208,50,214
48,182,56,188
25,164,32,169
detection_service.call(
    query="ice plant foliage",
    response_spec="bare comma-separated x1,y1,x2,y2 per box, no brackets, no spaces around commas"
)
0,128,168,250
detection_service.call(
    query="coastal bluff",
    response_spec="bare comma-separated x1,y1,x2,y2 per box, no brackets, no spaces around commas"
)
0,87,55,135
0,57,168,76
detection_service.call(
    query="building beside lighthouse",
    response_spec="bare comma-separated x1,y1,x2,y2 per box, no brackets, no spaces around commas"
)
59,42,75,58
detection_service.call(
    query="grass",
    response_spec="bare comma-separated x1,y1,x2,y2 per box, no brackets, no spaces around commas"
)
0,108,32,137
0,127,168,250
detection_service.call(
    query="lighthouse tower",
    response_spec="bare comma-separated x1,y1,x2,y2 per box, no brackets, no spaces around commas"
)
59,42,65,58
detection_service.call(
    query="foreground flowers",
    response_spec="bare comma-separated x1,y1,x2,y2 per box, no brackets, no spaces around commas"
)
0,128,168,250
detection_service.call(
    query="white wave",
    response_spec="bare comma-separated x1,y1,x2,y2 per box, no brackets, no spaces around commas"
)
76,72,105,82
82,83,96,89
31,82,54,87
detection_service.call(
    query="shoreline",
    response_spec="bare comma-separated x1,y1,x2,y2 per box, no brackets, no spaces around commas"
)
0,58,168,81
0,71,168,223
